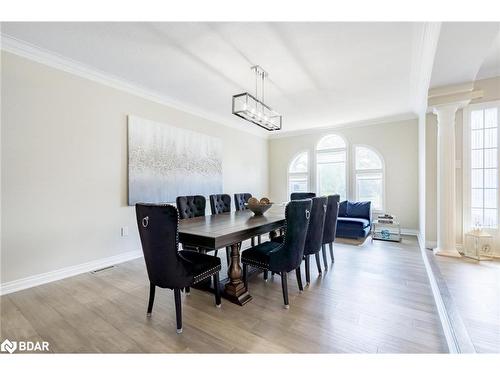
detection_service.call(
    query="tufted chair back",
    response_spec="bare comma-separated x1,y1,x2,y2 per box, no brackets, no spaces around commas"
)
209,194,231,215
234,193,252,211
322,194,340,244
268,199,312,273
290,192,316,200
303,197,328,256
135,204,194,289
176,195,206,219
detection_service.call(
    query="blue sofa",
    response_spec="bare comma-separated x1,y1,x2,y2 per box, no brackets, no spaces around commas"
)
336,200,372,239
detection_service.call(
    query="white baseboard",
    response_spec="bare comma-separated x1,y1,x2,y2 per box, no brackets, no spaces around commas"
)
425,240,437,249
0,250,143,296
401,228,419,236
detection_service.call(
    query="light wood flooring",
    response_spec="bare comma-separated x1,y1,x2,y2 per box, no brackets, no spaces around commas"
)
0,236,448,353
435,255,500,353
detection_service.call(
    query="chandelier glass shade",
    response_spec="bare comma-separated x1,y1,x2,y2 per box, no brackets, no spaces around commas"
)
232,65,282,131
232,92,282,131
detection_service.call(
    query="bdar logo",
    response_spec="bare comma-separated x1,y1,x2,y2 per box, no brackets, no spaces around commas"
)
1,339,17,354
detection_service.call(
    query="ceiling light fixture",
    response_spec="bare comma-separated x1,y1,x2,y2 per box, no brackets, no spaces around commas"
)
232,65,282,131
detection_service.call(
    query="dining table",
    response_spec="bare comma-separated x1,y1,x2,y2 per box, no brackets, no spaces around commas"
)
178,204,286,305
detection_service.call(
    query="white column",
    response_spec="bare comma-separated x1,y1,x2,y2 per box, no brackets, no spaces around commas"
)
433,103,462,257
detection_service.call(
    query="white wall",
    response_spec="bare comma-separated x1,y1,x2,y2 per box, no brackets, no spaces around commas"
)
268,119,419,230
425,76,500,248
1,51,269,284
418,113,426,246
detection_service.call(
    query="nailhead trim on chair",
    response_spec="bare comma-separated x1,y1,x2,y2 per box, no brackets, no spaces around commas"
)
193,264,222,284
241,204,290,271
241,258,270,271
140,203,220,285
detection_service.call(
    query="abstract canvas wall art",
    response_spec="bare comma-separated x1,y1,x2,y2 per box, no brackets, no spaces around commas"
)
128,115,223,205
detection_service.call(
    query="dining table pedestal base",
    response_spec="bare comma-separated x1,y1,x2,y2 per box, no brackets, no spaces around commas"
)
223,242,253,305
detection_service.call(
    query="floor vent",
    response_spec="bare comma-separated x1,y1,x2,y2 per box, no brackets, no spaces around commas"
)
90,265,115,274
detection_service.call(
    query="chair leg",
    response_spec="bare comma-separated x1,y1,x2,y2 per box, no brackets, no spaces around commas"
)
258,235,262,244
243,263,248,290
263,270,268,281
281,272,289,308
322,244,328,271
329,242,335,263
214,250,218,257
315,252,322,274
305,255,311,284
225,247,231,266
147,282,155,316
185,286,190,295
295,266,303,292
251,237,255,247
213,273,221,307
174,288,182,334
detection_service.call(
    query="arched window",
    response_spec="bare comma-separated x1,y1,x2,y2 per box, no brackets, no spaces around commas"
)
354,145,384,210
316,134,347,200
288,152,309,195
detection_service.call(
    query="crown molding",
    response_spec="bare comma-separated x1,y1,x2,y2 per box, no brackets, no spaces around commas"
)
268,112,418,140
428,82,474,98
0,34,269,139
409,22,442,114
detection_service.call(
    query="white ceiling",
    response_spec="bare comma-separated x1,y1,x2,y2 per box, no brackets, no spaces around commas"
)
430,22,500,88
477,30,500,80
1,22,421,134
1,22,499,135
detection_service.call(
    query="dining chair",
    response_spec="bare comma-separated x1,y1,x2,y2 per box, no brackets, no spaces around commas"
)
234,193,252,211
290,192,316,200
271,197,327,283
176,195,206,252
135,203,221,334
234,192,261,247
209,194,232,265
301,196,328,283
241,199,312,308
321,194,340,268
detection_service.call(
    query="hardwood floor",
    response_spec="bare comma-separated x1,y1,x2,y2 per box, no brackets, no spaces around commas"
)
434,255,500,353
0,236,448,353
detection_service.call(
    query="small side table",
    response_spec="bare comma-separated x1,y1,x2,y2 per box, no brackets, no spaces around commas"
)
463,230,493,261
372,220,402,242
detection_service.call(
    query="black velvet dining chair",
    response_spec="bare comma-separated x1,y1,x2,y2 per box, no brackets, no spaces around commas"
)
176,195,206,252
301,196,328,283
209,194,232,266
135,203,221,334
271,197,327,283
290,192,316,200
234,192,261,247
234,193,252,211
321,194,340,268
176,195,206,219
241,199,312,308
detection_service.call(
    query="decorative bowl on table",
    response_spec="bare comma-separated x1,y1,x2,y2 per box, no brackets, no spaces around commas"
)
245,197,273,216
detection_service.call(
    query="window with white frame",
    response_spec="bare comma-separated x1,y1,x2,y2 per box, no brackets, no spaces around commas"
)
469,106,498,229
316,135,347,200
288,152,309,195
354,146,384,210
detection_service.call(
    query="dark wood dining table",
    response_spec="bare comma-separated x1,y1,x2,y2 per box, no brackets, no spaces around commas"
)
178,204,286,305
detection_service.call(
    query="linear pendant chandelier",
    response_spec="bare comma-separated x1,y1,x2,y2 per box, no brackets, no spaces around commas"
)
232,65,282,131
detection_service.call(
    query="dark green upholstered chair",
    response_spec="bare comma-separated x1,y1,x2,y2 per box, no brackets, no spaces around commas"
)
241,199,312,308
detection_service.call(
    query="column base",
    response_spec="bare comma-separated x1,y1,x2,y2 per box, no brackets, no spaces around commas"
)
433,247,462,258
